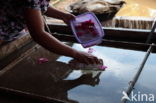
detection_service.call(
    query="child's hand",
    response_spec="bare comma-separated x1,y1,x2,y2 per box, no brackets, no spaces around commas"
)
62,13,75,25
73,51,102,65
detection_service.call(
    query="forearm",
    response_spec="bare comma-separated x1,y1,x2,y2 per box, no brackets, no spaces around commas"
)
45,6,67,20
25,9,76,58
31,31,77,58
24,8,100,64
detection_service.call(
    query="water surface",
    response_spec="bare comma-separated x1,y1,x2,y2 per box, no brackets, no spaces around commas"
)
127,53,156,103
0,43,155,103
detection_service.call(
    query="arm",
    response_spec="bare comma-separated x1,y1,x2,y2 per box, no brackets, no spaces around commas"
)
45,6,75,24
24,9,76,57
24,8,100,64
45,6,67,20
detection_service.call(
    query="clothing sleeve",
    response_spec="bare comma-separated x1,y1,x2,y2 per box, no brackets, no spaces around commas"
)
25,0,50,13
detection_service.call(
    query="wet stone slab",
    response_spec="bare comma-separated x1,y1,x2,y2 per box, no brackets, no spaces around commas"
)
0,43,148,103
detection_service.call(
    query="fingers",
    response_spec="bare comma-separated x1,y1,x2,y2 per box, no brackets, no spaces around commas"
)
93,56,100,64
87,56,95,64
70,14,76,20
74,51,103,65
85,55,102,65
99,59,103,65
84,58,90,65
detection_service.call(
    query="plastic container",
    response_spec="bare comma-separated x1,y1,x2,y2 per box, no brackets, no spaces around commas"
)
70,12,104,48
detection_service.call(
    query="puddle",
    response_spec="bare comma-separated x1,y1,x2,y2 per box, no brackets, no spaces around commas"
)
0,43,153,103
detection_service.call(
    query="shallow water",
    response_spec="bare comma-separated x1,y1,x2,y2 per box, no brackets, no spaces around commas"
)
0,43,156,103
117,0,156,17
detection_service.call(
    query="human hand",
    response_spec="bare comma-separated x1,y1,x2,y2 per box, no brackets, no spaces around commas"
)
73,51,102,65
62,13,75,25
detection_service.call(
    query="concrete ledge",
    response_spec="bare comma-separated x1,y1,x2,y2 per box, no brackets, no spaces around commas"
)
0,34,31,60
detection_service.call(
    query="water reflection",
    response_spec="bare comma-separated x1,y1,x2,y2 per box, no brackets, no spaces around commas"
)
134,53,156,95
57,44,147,103
48,67,102,103
58,44,145,80
0,43,153,103
0,45,103,103
123,53,156,103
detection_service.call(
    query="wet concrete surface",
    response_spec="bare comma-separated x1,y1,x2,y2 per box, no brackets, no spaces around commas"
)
0,43,155,103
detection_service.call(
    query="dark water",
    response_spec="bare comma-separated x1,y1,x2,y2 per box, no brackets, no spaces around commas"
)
0,43,155,103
